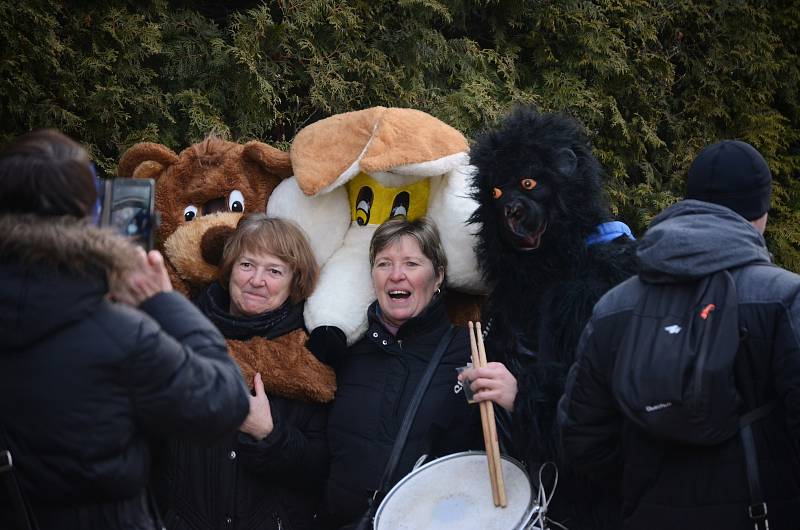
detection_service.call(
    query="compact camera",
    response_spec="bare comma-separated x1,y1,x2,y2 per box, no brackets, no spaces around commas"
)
95,177,158,251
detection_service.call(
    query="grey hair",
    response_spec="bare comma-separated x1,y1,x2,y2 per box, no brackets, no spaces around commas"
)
369,217,447,279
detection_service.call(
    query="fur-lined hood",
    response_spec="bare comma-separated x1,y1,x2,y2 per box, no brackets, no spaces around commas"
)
0,214,141,278
0,214,141,352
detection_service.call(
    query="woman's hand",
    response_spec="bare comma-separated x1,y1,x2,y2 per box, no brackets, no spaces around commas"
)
111,248,172,306
458,362,518,412
239,373,274,441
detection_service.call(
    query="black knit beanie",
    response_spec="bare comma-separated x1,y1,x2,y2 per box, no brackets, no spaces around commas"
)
686,140,772,221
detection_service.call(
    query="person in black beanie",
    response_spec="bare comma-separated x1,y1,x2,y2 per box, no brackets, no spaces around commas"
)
559,139,800,529
686,139,772,231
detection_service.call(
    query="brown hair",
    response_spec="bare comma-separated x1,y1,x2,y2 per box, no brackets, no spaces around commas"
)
369,216,447,280
219,214,319,304
0,129,96,218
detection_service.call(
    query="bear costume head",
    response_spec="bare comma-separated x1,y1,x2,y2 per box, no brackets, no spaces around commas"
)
118,136,292,296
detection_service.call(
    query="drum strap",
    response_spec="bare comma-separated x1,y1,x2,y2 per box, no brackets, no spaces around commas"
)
376,325,456,500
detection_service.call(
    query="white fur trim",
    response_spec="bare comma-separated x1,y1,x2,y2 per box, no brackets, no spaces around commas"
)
367,171,427,188
427,164,487,294
266,177,350,266
389,151,470,177
354,152,472,189
313,140,469,196
303,225,377,344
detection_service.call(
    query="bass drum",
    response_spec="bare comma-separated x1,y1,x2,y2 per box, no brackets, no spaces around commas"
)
373,451,540,530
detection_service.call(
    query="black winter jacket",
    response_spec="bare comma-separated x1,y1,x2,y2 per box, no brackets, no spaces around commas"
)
559,201,800,530
0,215,250,530
155,283,328,530
319,294,481,528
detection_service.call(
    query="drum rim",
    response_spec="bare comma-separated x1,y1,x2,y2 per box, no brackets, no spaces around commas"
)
373,450,537,530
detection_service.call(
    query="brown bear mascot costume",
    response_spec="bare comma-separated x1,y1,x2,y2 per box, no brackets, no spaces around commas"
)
118,137,336,402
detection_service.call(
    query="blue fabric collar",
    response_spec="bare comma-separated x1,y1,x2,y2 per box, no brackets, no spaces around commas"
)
586,221,635,247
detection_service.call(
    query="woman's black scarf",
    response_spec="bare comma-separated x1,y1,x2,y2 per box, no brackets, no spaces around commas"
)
196,281,304,340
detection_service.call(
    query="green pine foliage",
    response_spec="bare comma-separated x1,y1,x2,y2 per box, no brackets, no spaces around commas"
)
1,0,798,269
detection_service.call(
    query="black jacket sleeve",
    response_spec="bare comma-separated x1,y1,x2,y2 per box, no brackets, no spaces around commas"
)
558,319,623,478
123,291,249,442
508,358,568,465
235,400,329,482
774,282,800,448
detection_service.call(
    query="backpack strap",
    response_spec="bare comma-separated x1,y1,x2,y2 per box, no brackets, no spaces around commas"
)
739,400,778,530
728,265,779,530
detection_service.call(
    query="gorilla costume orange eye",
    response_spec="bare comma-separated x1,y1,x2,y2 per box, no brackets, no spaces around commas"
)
492,187,502,199
520,178,538,190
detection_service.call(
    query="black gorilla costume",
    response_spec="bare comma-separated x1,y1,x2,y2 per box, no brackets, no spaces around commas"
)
469,108,637,529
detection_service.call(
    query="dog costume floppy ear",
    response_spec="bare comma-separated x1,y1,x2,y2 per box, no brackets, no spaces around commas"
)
268,107,485,345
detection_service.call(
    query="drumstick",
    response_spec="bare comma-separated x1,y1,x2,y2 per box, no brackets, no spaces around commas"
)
468,322,499,506
468,321,501,507
475,322,508,508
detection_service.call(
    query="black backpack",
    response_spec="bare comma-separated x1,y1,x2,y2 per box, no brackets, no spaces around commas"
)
612,269,741,444
612,268,775,528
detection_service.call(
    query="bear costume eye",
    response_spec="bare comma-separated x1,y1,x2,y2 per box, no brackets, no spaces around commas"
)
183,205,198,222
492,187,503,199
520,178,537,190
228,190,245,213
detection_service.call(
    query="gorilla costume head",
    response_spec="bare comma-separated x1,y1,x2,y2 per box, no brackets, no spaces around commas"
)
469,107,637,366
468,106,636,530
470,108,611,271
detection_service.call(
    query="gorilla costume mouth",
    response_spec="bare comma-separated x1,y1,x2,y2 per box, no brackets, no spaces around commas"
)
506,218,548,251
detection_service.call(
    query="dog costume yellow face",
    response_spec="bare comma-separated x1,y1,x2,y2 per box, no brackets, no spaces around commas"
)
347,172,430,225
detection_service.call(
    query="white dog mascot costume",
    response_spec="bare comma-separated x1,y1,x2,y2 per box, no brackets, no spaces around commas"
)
267,107,485,344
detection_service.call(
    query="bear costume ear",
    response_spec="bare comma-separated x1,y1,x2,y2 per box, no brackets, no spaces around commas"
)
243,141,293,179
118,143,179,180
555,147,578,176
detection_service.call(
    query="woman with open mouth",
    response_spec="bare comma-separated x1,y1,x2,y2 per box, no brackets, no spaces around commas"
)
317,217,481,529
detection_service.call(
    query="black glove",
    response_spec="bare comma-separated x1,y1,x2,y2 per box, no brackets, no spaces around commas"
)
306,326,347,365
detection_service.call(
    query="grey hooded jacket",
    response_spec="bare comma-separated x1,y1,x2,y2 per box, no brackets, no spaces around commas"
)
559,200,800,530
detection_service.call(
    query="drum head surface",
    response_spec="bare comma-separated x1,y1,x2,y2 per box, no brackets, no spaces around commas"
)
374,452,533,530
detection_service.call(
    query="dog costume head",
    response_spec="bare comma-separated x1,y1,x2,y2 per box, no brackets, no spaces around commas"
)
268,107,485,344
118,136,292,295
470,108,611,261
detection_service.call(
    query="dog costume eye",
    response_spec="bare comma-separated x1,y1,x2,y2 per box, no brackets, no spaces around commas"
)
390,191,410,218
355,186,374,226
520,178,537,190
492,187,502,199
